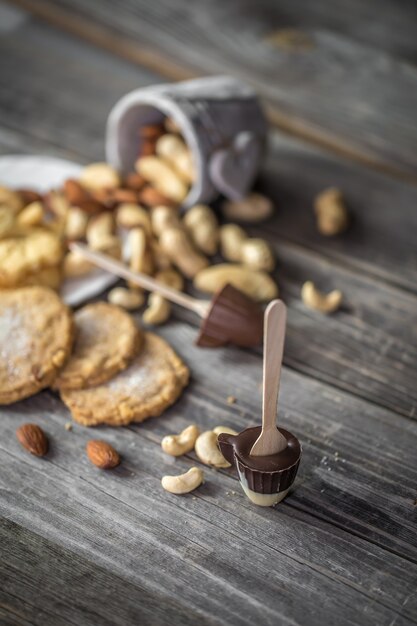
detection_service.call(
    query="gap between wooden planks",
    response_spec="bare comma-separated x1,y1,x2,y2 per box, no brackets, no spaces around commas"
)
9,0,417,185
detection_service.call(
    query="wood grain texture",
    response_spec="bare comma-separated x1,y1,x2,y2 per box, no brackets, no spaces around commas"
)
11,0,417,179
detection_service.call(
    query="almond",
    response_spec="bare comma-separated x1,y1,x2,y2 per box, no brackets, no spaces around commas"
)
86,440,120,469
138,185,176,208
64,179,90,205
124,173,146,191
16,423,48,457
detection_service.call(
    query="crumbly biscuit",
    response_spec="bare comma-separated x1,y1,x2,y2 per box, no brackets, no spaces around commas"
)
0,228,63,288
53,302,143,391
61,332,189,426
0,287,74,404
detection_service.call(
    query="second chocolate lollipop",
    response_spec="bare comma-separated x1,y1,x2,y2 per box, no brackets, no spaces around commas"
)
71,243,264,348
218,300,302,506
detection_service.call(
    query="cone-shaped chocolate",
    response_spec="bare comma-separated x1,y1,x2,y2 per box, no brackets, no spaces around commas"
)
196,284,264,348
218,426,301,495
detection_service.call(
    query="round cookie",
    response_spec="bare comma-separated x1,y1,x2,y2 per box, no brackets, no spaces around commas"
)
53,302,143,391
0,286,74,404
61,332,189,426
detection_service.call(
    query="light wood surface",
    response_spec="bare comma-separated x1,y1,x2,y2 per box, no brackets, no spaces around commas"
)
251,300,288,455
0,4,416,625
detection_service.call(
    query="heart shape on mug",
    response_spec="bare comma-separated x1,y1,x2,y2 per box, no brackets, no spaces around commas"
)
209,131,262,200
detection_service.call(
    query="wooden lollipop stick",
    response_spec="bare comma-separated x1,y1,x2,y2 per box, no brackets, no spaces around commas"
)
250,300,288,456
69,242,211,318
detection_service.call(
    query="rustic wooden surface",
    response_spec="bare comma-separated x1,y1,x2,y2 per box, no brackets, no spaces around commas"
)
0,3,416,625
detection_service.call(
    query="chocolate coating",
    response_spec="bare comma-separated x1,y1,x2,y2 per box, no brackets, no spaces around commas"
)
218,426,301,494
196,284,264,348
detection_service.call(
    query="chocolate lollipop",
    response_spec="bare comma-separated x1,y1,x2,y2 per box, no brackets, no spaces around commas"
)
218,300,301,506
70,243,263,348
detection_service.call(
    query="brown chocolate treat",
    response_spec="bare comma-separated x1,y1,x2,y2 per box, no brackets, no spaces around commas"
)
218,426,301,506
196,284,264,348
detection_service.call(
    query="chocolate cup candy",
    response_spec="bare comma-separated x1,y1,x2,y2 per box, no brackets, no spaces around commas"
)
218,426,301,506
196,284,264,348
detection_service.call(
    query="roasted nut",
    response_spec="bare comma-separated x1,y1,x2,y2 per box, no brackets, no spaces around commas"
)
301,281,342,313
108,287,145,310
195,431,231,468
65,207,89,240
151,205,181,237
142,293,171,325
220,223,247,262
194,264,278,302
86,212,114,248
127,227,153,277
0,185,24,213
79,163,120,191
86,440,120,469
155,268,184,291
124,173,146,191
18,188,43,206
16,423,48,457
314,187,349,236
16,201,44,228
213,426,238,436
111,188,140,204
136,156,188,203
183,204,219,255
149,238,172,271
63,250,94,277
159,228,209,278
44,190,70,219
91,234,122,260
222,193,273,223
241,238,275,272
139,185,176,208
0,207,16,238
116,203,152,234
156,134,194,183
161,466,204,494
64,179,90,205
161,424,200,456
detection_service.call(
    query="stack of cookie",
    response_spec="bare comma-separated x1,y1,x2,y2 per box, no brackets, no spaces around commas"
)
0,286,189,426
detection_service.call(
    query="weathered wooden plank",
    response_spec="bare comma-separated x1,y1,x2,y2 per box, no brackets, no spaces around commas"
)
0,368,416,625
0,519,212,626
0,13,416,418
12,0,417,178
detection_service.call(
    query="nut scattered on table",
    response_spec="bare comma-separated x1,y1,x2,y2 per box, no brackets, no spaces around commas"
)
86,440,120,469
314,187,349,236
301,281,342,313
16,423,49,457
161,466,204,494
161,424,200,457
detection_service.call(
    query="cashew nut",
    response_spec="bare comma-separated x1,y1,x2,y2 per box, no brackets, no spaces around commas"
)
241,238,275,272
136,156,188,203
63,250,94,277
220,223,247,262
91,234,122,260
116,203,152,234
86,212,114,248
161,466,204,494
195,431,231,468
65,207,89,240
142,293,171,325
151,205,181,237
159,227,209,278
127,227,153,282
79,162,120,191
149,238,172,271
0,186,24,213
314,187,349,236
164,116,182,134
194,264,278,302
156,134,194,184
142,268,183,325
108,287,145,310
213,426,238,436
161,424,200,456
16,201,44,228
301,281,342,313
183,204,219,255
222,193,273,223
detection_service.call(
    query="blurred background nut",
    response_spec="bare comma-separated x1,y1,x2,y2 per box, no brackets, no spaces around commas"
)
314,187,349,236
241,238,275,272
65,207,89,240
86,212,114,248
108,287,145,310
194,264,278,302
16,201,44,228
301,281,342,313
183,204,219,255
222,193,273,223
0,185,24,213
159,227,209,278
220,223,247,261
79,162,120,191
116,203,152,234
0,207,15,238
156,134,194,183
151,205,181,237
136,156,188,203
142,292,171,325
